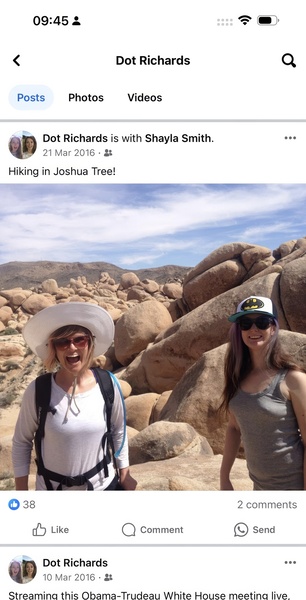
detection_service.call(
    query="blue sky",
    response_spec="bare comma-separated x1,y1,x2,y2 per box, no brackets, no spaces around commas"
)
1,184,305,268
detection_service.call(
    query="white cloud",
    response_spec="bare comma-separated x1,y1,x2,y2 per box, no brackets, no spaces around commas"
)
1,184,306,266
118,253,164,266
230,222,300,242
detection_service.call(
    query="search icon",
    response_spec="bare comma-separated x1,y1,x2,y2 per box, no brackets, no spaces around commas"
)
282,53,296,68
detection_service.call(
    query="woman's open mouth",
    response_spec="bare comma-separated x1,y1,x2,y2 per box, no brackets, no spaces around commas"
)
66,355,80,364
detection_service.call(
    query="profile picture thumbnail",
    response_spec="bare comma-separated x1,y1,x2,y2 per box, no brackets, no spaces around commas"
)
8,131,37,160
8,555,37,584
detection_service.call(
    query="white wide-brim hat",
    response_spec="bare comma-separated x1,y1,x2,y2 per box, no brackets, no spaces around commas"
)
22,302,114,360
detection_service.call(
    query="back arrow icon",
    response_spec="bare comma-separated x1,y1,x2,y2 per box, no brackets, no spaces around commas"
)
13,54,20,66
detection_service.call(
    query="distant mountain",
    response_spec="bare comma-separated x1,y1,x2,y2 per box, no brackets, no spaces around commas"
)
0,261,190,289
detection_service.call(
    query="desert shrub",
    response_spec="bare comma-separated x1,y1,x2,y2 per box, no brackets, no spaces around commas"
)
2,361,21,372
24,346,34,357
0,390,17,408
0,470,14,481
0,328,19,336
0,477,15,490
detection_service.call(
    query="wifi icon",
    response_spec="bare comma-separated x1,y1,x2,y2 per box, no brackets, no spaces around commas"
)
238,15,252,25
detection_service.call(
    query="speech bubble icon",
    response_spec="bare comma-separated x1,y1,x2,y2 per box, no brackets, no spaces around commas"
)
122,522,136,537
234,522,249,537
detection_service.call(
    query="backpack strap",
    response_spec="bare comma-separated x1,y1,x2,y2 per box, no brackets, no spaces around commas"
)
91,367,118,479
34,373,56,490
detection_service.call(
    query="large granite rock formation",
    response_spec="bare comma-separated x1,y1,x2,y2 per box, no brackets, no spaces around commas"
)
1,237,306,491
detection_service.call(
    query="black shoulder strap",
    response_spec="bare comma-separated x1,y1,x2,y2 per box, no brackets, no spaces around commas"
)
35,373,53,438
91,367,114,429
91,368,117,478
34,373,54,489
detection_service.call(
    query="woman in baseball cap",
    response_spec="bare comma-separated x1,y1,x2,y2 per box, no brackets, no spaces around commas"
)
12,302,136,491
219,296,306,491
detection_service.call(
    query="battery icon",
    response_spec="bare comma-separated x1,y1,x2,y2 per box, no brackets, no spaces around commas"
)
257,15,279,25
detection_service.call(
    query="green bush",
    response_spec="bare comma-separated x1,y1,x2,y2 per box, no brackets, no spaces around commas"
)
0,327,19,336
0,390,17,408
0,470,14,481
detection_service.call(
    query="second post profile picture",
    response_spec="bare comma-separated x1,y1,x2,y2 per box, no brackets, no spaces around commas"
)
8,556,37,584
8,131,37,160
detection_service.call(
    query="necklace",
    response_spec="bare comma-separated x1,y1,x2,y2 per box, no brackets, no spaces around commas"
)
62,377,80,424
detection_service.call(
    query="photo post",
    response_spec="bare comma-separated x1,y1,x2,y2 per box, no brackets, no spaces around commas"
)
1,0,306,597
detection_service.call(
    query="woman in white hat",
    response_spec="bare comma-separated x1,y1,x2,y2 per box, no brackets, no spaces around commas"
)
9,560,23,583
219,296,306,490
12,302,136,491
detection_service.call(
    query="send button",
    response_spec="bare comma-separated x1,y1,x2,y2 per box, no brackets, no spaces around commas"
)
10,85,53,109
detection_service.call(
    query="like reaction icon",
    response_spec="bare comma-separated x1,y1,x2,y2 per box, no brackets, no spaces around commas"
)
32,523,47,536
8,499,20,510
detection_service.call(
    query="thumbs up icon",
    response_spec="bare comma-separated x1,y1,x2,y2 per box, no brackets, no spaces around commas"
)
8,499,20,510
32,523,47,536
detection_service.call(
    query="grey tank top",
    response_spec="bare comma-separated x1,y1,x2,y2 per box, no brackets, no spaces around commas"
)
230,369,304,490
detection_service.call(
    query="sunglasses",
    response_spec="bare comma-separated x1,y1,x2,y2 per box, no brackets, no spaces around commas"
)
53,335,90,350
238,316,274,331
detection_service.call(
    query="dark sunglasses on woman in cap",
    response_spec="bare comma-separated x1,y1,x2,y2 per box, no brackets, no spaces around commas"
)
237,316,275,331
